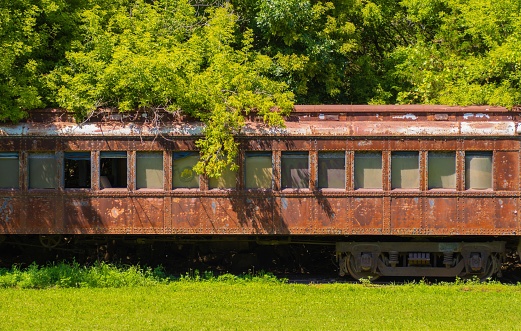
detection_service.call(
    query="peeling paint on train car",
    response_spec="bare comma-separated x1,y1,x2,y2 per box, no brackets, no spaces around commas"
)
0,105,520,237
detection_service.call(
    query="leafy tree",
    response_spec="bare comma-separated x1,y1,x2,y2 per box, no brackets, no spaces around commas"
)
51,0,293,176
379,0,521,106
0,0,84,121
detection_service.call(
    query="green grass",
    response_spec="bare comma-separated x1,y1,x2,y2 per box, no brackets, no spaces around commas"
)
0,264,521,330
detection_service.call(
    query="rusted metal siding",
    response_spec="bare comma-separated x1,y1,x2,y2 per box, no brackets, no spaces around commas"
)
0,106,520,237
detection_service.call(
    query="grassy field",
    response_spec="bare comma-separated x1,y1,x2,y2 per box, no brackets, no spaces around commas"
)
2,281,521,330
1,264,521,330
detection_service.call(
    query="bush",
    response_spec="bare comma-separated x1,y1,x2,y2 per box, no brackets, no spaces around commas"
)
0,262,166,289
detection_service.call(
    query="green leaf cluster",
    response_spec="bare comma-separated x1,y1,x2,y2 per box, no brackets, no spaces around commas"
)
2,0,521,175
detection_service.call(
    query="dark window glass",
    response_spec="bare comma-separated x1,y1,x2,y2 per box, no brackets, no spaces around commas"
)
0,153,19,188
281,152,309,189
100,152,127,188
65,152,91,188
318,152,345,189
29,153,56,189
245,152,272,189
173,152,199,189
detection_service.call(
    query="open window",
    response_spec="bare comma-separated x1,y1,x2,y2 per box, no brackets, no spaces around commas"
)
64,152,91,188
354,152,382,189
172,152,199,189
29,153,56,189
465,152,492,190
136,152,163,189
100,152,127,189
391,152,419,189
245,152,272,189
318,152,345,189
281,152,309,189
428,152,456,189
0,153,19,189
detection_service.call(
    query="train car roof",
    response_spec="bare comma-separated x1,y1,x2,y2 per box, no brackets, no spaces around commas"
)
293,105,516,113
0,105,520,138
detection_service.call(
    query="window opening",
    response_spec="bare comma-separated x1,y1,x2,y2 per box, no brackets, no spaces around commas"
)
281,152,309,189
29,153,56,189
64,152,91,188
137,152,163,189
173,152,199,189
100,152,127,189
391,152,419,189
465,152,492,189
428,152,456,189
245,152,272,189
354,152,382,189
318,152,345,189
0,153,19,188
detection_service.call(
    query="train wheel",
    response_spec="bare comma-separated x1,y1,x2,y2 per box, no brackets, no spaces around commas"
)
459,254,499,281
39,234,63,249
346,254,380,281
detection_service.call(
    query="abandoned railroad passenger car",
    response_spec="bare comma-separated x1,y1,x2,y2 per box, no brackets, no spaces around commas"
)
0,105,520,279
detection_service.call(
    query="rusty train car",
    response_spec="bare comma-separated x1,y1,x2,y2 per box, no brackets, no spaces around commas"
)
0,105,520,279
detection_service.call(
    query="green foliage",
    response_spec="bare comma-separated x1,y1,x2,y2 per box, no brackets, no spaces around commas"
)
51,0,293,176
0,0,85,121
178,269,286,284
0,261,166,288
384,0,521,106
2,0,521,175
0,262,286,288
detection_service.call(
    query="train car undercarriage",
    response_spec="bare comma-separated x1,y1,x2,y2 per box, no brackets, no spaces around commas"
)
1,234,518,280
337,241,506,280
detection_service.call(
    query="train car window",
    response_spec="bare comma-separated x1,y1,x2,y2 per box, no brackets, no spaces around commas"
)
209,166,237,189
136,152,163,189
391,152,419,189
281,152,309,189
173,152,199,189
0,153,19,189
465,152,492,190
29,153,56,189
64,152,91,189
318,152,345,189
428,152,456,189
245,152,272,189
354,152,382,189
100,152,127,189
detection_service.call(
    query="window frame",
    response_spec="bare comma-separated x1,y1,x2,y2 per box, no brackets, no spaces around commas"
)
391,151,420,190
172,151,200,190
354,151,383,190
317,151,346,190
136,151,164,190
64,152,92,190
465,151,493,191
281,151,310,190
244,151,273,190
99,151,128,190
427,151,457,190
0,152,20,190
28,152,57,190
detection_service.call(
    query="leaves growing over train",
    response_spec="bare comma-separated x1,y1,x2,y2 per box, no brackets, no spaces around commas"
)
2,0,521,175
48,0,293,176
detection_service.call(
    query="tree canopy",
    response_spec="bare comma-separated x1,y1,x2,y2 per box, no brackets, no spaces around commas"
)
1,0,521,175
